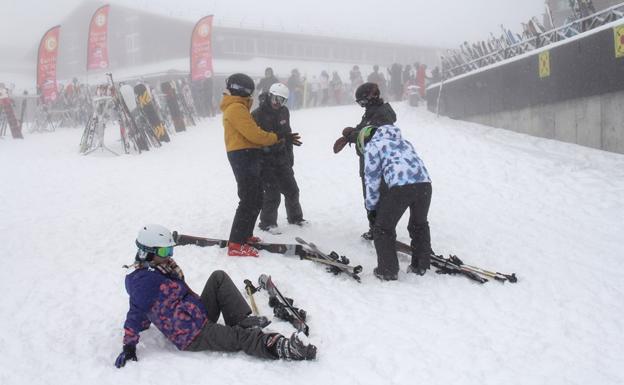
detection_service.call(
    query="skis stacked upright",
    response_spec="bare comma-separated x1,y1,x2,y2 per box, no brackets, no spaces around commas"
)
394,240,517,284
0,87,23,139
172,232,362,282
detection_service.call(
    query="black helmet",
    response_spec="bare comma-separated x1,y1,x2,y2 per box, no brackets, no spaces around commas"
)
355,82,380,107
226,73,255,97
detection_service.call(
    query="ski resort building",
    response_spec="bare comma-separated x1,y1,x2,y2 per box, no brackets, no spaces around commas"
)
39,1,440,83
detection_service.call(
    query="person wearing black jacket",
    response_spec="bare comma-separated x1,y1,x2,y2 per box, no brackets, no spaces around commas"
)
333,82,396,240
257,67,279,95
252,83,305,232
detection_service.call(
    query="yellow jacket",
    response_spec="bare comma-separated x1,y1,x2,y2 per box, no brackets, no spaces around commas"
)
221,94,278,152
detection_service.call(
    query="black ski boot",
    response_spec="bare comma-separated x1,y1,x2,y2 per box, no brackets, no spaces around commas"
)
361,229,374,241
267,332,317,361
237,315,271,329
407,253,432,276
373,267,398,281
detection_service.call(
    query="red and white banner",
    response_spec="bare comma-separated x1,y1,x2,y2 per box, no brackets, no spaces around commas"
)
87,4,110,71
37,25,61,104
190,15,214,81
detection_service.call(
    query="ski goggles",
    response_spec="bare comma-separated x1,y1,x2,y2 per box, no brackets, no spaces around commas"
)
356,98,369,107
136,241,174,258
270,94,287,106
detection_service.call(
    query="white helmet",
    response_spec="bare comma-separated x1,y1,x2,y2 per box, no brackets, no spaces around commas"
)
269,83,289,100
135,224,175,258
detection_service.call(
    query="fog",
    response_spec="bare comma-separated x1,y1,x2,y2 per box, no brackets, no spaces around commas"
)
2,0,545,65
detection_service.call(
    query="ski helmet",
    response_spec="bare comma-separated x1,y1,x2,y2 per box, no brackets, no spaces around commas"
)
268,83,289,107
356,125,378,153
226,73,255,97
355,82,380,107
135,224,175,259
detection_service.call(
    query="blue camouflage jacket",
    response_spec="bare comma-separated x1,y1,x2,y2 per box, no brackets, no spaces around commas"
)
122,264,207,350
364,124,431,210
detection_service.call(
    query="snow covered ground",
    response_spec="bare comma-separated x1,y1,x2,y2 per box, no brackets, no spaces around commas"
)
1,102,623,385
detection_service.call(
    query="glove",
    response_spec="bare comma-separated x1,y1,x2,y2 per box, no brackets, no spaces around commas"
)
333,136,348,153
342,127,357,138
114,344,138,368
278,132,302,146
367,210,377,225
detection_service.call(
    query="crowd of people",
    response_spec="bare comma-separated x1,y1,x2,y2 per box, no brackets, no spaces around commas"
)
440,0,605,79
114,72,438,366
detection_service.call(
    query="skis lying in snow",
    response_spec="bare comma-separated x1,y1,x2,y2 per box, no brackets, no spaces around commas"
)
257,274,310,336
172,232,362,282
395,240,517,284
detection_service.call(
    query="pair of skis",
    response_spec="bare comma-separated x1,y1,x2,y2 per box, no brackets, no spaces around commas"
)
394,240,517,284
245,274,310,336
172,232,362,282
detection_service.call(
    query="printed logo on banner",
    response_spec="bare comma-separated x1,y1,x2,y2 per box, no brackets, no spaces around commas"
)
539,51,550,78
45,36,58,52
95,12,107,27
614,25,624,58
198,23,211,37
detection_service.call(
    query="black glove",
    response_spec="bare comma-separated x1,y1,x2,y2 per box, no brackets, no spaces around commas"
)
278,132,302,146
114,344,138,368
367,210,377,225
333,136,348,153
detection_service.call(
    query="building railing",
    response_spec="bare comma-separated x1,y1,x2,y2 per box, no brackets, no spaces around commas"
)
441,2,624,80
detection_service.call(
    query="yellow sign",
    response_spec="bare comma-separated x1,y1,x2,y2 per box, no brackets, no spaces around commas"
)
539,51,550,78
614,25,624,58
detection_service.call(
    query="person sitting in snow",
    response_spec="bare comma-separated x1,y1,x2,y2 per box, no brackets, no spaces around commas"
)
356,124,434,281
114,224,316,368
333,82,397,241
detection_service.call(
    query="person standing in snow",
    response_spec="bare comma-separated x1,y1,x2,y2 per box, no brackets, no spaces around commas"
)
114,224,316,368
332,82,397,240
252,83,305,232
221,73,301,257
257,67,279,96
357,125,434,281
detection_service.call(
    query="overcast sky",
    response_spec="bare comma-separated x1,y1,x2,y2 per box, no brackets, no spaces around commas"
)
2,0,545,57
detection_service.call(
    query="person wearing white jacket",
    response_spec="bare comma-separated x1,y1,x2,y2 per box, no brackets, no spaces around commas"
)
359,124,434,281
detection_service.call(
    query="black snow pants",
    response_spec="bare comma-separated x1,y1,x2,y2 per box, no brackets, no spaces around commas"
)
259,159,303,227
227,149,264,244
372,183,433,276
185,270,275,359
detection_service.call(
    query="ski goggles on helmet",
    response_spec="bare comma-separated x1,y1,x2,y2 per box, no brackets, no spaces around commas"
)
136,241,174,258
270,94,287,106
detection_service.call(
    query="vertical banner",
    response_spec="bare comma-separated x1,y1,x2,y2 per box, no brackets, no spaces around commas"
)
190,15,214,81
37,25,61,104
87,4,110,70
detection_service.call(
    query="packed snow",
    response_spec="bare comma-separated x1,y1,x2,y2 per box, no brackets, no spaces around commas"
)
1,102,623,385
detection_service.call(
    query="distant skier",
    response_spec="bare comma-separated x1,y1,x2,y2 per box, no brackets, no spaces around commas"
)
221,73,301,257
332,82,396,240
257,67,279,95
252,83,306,232
357,125,434,281
367,65,387,97
114,224,316,368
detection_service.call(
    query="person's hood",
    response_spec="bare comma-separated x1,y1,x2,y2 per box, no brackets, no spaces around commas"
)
220,93,253,112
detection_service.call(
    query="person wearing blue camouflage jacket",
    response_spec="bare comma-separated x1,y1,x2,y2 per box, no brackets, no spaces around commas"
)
114,225,317,367
358,124,434,281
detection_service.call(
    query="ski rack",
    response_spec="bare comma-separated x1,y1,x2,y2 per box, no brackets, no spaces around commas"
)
441,3,624,79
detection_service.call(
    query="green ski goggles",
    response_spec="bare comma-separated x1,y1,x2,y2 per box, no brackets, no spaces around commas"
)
155,246,174,258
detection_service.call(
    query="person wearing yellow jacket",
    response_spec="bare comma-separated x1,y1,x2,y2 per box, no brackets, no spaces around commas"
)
221,73,301,257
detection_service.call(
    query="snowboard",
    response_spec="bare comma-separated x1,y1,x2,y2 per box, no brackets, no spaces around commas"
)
161,81,185,132
0,88,23,139
134,83,170,143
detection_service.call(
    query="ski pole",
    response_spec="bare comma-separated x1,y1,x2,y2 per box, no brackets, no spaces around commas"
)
244,279,260,316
